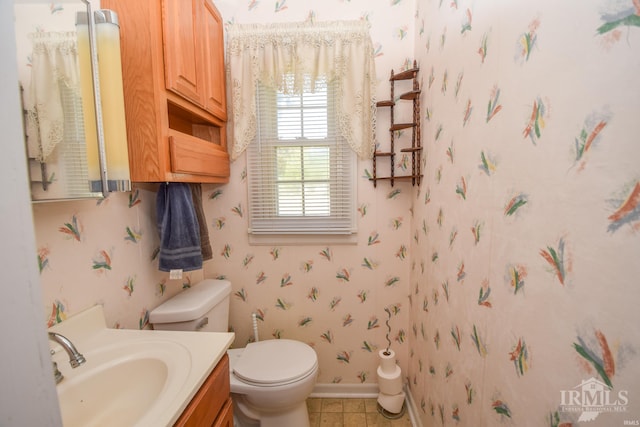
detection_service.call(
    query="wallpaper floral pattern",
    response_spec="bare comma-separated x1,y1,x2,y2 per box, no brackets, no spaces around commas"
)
408,0,640,426
27,0,640,425
32,0,417,386
32,188,204,330
207,0,417,385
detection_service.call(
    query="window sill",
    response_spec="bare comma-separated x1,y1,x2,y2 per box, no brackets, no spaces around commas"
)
248,232,358,246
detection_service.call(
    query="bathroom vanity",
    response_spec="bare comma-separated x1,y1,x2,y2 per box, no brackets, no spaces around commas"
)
175,354,233,427
48,305,234,426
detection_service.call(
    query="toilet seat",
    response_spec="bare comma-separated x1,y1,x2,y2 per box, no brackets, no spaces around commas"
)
232,339,317,386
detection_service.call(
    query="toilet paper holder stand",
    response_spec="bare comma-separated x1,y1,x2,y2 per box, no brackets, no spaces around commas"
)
376,349,406,418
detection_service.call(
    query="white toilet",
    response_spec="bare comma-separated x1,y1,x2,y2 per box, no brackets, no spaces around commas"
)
149,279,318,427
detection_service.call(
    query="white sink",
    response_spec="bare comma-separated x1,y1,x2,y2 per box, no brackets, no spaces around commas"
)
56,340,189,427
48,305,234,427
58,356,167,426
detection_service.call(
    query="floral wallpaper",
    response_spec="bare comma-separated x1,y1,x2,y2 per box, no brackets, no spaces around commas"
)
206,0,417,385
408,0,640,426
32,188,204,329
28,0,640,423
32,0,417,386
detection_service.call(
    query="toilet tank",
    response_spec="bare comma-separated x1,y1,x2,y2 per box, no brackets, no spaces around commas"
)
149,279,231,332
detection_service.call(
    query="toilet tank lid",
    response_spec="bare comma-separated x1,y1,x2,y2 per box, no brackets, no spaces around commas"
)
149,279,231,324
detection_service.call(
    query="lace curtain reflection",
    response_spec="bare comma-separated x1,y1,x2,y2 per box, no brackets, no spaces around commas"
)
226,20,377,160
26,31,82,163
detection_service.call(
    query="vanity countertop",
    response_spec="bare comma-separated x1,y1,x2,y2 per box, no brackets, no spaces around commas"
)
48,305,234,427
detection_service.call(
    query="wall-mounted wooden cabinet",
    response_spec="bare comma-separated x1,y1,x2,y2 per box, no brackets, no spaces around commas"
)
163,0,227,120
102,0,229,183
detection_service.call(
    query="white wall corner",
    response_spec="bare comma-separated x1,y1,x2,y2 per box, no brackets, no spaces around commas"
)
404,384,423,427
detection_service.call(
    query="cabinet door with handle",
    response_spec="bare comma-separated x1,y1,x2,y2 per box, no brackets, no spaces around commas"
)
162,0,204,107
201,0,227,121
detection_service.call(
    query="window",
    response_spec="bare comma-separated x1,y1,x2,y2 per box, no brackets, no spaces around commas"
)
226,21,376,243
247,76,356,239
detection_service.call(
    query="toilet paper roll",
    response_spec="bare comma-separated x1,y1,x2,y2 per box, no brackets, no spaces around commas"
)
377,365,403,395
377,391,405,414
378,349,397,375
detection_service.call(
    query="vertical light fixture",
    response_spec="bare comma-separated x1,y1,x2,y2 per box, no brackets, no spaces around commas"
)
76,6,130,195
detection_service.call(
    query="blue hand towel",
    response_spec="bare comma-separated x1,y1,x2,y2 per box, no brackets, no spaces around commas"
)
156,183,203,272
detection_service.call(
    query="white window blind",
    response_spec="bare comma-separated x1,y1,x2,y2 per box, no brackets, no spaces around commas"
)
247,76,356,235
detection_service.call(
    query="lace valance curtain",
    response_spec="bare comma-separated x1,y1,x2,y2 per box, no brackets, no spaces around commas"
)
226,20,377,160
26,31,81,163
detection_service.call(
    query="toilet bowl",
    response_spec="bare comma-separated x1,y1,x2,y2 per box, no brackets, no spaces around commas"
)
149,279,318,427
228,339,318,427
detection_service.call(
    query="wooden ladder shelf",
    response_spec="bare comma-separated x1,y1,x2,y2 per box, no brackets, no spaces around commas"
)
371,61,422,187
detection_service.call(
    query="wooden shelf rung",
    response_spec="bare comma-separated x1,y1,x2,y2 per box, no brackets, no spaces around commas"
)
394,175,423,181
390,123,416,131
400,147,423,153
369,175,423,182
390,67,419,81
374,151,395,157
399,90,421,100
376,100,394,107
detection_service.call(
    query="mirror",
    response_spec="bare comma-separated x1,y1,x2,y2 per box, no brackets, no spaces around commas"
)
13,0,130,201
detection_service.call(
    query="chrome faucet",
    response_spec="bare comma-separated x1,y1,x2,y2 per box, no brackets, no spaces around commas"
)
48,332,86,368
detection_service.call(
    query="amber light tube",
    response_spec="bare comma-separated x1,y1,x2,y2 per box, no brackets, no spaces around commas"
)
77,9,131,193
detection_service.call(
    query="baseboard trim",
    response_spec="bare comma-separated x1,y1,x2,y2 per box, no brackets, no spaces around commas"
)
310,383,379,398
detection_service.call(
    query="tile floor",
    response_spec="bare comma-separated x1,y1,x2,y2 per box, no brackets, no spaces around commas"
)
307,398,413,427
